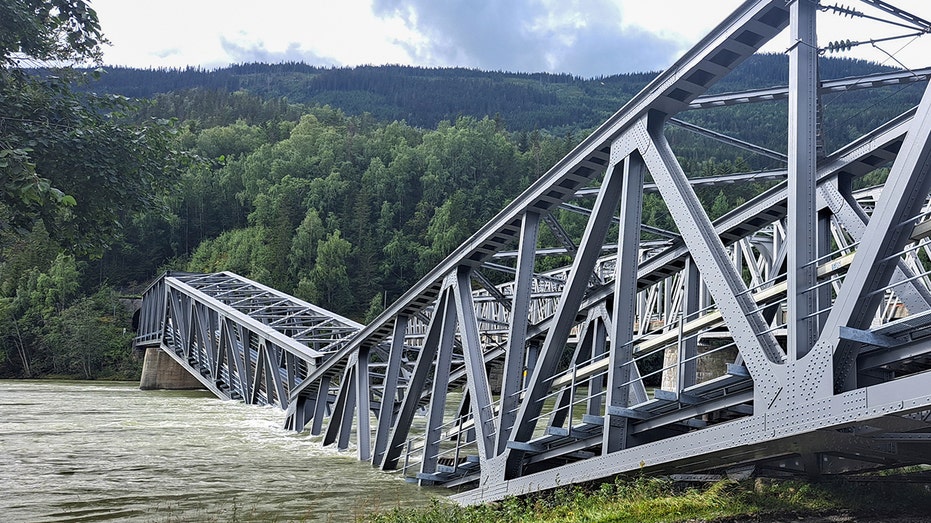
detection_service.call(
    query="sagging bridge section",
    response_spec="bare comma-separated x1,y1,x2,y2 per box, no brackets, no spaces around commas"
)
135,0,931,504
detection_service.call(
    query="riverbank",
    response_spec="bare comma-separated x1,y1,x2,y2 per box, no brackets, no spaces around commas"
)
360,475,931,523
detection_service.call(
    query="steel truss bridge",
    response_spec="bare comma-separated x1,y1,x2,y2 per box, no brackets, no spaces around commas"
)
135,0,931,504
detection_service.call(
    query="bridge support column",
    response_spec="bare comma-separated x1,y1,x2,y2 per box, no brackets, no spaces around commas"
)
139,347,203,390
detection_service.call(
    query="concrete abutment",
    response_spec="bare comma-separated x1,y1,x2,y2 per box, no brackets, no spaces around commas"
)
139,347,203,390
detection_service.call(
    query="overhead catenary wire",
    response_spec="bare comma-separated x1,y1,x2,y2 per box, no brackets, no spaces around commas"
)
821,2,931,33
818,2,930,143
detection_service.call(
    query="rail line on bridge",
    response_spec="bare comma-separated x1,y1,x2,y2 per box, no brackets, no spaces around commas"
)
135,0,931,504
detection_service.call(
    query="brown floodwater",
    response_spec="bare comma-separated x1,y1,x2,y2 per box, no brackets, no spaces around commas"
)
0,380,440,522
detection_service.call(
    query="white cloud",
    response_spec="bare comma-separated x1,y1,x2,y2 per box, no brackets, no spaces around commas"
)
89,0,931,75
91,0,420,68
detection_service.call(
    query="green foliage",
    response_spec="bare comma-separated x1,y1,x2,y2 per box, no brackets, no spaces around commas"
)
85,55,913,141
150,107,548,318
359,477,931,523
115,53,917,323
188,227,268,276
0,70,186,254
35,252,80,313
302,230,352,310
1,2,185,255
419,191,472,272
0,238,136,379
0,0,105,66
193,119,266,160
363,293,385,324
43,287,136,379
0,1,189,380
289,208,325,281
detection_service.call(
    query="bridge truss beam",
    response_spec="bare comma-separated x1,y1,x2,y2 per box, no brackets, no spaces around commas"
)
135,272,361,413
135,0,931,505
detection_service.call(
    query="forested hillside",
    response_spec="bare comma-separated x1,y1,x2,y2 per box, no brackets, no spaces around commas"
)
1,52,926,379
87,55,899,135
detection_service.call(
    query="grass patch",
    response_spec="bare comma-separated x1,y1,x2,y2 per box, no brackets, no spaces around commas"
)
359,475,931,523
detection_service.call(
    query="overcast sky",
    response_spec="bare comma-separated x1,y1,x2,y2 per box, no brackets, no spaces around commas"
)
90,0,931,78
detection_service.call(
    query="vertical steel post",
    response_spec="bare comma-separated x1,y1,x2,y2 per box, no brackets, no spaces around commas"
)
643,117,783,405
380,288,453,470
823,79,931,389
419,286,458,483
787,0,819,361
586,317,607,416
679,258,700,391
310,375,330,436
323,366,353,446
336,367,357,451
816,210,833,332
496,211,540,456
372,315,408,466
604,150,644,453
356,346,372,461
505,159,624,476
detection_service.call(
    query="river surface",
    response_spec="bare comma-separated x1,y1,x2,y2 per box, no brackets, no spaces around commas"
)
0,380,440,522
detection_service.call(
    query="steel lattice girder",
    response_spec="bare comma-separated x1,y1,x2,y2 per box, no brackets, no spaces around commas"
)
288,0,931,502
134,271,361,410
134,0,931,506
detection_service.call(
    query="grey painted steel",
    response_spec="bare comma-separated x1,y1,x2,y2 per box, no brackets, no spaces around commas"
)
453,267,496,463
605,148,646,453
496,212,540,456
372,315,408,466
820,180,931,314
134,0,931,506
379,287,453,470
822,77,931,389
419,285,457,484
284,0,795,403
504,158,627,476
859,0,931,32
642,118,784,405
787,0,819,362
668,118,788,162
133,271,362,419
687,66,931,110
356,346,372,461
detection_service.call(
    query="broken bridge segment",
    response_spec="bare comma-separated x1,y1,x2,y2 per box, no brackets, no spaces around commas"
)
133,271,362,409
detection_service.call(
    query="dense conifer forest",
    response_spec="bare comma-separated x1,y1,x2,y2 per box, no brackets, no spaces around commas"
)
1,51,926,379
86,55,901,135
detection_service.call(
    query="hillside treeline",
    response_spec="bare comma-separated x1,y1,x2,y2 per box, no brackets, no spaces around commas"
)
88,54,907,136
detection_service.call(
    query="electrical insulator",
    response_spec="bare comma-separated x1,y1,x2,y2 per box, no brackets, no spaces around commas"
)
825,39,855,53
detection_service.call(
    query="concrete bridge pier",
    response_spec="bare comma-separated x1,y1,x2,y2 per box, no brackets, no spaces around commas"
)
139,347,203,390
